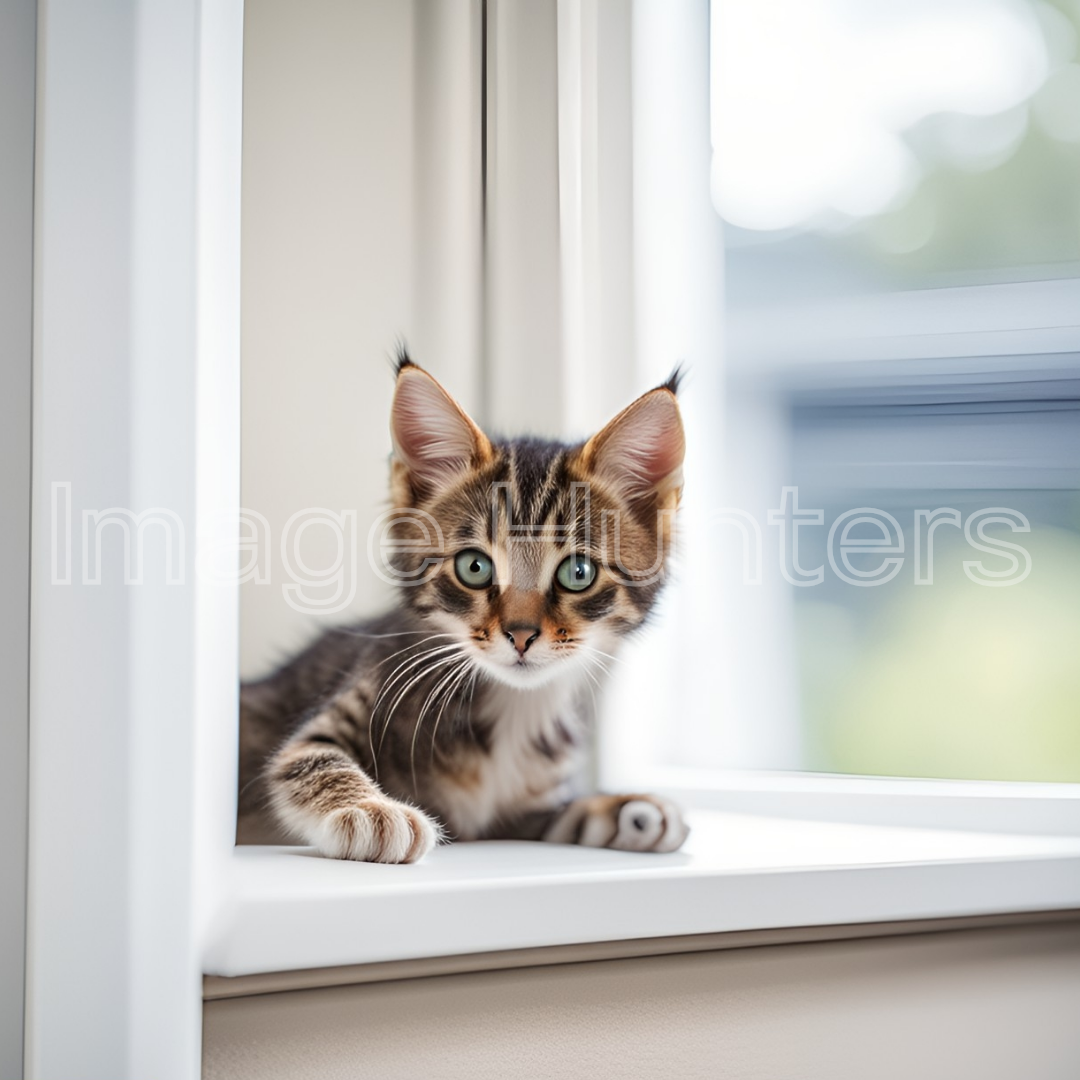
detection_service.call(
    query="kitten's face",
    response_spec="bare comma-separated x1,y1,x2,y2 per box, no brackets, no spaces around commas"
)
386,361,684,689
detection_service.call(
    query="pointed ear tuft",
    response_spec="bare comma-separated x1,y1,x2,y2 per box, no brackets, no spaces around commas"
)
390,364,492,494
393,341,416,376
581,386,685,503
660,363,685,397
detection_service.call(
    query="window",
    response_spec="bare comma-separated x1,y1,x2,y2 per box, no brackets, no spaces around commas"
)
606,0,1080,788
25,3,1080,1073
238,0,1080,796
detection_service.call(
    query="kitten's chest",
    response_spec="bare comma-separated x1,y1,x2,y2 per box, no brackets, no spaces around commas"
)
438,678,589,839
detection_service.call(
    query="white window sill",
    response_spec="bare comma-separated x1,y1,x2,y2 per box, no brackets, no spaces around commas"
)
203,809,1080,978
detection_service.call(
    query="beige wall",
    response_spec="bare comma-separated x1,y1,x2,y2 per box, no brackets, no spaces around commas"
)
241,0,418,678
204,922,1080,1079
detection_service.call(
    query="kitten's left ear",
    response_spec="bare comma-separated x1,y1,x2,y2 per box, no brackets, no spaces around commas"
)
580,375,685,507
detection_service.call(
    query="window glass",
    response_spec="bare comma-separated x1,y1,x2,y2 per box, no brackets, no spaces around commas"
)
712,0,1080,781
714,0,1080,301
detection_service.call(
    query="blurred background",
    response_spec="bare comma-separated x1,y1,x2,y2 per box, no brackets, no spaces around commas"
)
241,0,1080,788
715,0,1080,783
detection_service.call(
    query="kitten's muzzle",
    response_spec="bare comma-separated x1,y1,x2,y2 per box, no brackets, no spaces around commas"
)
504,623,541,656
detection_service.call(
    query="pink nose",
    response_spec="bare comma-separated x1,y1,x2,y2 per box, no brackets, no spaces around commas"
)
505,624,540,656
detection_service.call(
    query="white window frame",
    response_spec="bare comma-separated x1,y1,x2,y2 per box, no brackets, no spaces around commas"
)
28,1,243,1076
23,2,1079,1077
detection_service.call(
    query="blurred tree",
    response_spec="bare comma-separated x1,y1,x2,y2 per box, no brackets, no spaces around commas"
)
800,527,1080,782
847,0,1080,279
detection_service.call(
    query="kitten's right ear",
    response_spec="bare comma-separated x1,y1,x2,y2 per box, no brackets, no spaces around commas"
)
390,362,492,497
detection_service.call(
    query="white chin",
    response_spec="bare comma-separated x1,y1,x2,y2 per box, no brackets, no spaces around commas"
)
478,657,564,689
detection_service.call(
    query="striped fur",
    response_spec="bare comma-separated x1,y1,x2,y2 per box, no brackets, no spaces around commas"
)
237,358,689,861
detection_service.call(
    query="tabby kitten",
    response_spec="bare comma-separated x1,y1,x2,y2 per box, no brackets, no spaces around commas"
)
237,355,689,863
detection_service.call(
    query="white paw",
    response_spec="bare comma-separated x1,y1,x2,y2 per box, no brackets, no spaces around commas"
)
314,799,441,863
612,797,689,853
548,794,690,852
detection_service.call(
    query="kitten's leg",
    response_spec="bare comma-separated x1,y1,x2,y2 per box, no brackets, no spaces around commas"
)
542,794,689,853
266,716,442,864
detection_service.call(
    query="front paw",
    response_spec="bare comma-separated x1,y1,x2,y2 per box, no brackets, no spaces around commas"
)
544,794,689,853
313,798,442,864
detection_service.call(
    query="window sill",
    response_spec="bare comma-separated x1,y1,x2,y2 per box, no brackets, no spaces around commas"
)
203,810,1080,979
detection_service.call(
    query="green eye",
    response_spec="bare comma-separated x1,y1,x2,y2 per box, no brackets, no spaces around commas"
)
454,549,494,589
556,554,597,592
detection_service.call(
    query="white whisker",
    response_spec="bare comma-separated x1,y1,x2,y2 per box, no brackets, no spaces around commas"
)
576,643,625,667
578,658,603,716
372,634,459,672
410,658,471,792
368,642,465,770
371,643,464,717
427,660,480,770
376,649,466,760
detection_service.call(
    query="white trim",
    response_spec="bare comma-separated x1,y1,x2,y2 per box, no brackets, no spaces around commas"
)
193,0,245,959
648,769,1080,837
556,0,638,435
204,813,1080,977
729,277,1080,371
27,3,243,1077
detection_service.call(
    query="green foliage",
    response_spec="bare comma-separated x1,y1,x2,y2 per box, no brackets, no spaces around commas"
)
799,529,1080,782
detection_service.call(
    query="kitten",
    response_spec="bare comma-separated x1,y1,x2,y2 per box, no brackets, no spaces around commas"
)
237,354,689,863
